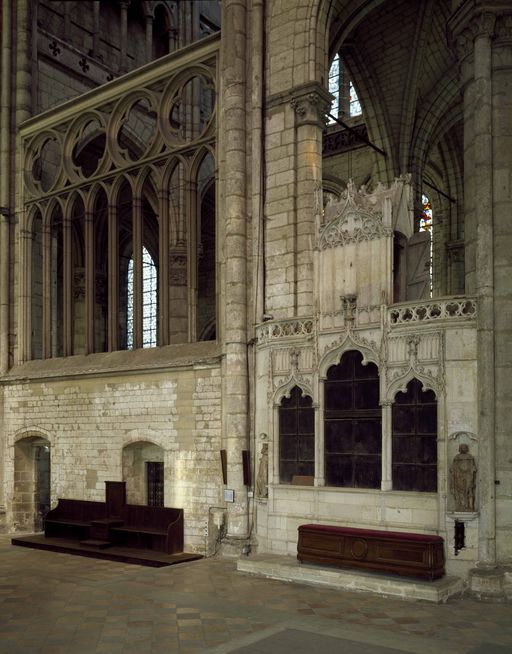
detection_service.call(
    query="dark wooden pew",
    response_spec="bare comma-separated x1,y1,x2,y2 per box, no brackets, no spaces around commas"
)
297,524,445,580
45,499,106,540
44,483,184,555
110,505,184,554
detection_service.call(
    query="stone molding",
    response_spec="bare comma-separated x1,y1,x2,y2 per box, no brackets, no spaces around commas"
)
448,2,512,62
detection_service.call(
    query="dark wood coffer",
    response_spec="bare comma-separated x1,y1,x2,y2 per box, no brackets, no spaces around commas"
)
297,524,445,580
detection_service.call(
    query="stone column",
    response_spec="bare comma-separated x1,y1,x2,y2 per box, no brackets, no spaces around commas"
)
119,1,129,73
158,187,170,346
63,216,73,357
314,401,324,486
92,1,100,56
17,228,31,363
0,0,13,374
289,84,332,316
380,401,393,491
85,210,95,354
107,200,119,352
449,2,512,582
14,0,32,363
145,11,153,63
132,197,143,349
219,0,249,541
42,221,51,359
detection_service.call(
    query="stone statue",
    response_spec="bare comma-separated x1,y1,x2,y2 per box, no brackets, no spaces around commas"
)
255,443,269,498
450,444,477,512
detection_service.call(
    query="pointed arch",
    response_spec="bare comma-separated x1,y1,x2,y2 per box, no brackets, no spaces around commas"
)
273,377,314,408
86,181,109,214
386,366,441,403
319,334,380,380
108,172,134,207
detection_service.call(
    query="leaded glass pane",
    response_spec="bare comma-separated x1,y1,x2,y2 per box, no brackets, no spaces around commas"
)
126,246,157,349
349,81,362,117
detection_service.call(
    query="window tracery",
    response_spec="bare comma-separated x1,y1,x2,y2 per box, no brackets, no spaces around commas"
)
20,40,218,362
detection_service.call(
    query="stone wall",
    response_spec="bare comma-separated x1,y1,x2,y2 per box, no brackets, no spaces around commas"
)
1,353,223,551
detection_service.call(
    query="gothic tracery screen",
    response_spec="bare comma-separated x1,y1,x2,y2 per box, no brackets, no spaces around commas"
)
21,39,219,361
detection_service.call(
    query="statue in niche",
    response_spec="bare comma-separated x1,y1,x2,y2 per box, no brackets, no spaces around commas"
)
255,443,269,499
450,444,477,512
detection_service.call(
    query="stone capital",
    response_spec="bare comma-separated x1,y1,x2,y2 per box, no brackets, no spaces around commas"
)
448,2,512,61
288,82,333,129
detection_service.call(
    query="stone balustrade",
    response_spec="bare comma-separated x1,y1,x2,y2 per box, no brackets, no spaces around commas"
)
256,297,477,344
256,318,315,343
388,297,477,326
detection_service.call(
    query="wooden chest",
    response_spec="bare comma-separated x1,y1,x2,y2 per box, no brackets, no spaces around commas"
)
297,524,445,580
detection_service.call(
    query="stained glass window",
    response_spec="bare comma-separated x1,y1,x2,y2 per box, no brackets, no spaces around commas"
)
420,193,433,296
127,246,157,349
349,81,362,117
327,54,363,123
420,193,432,232
328,53,341,123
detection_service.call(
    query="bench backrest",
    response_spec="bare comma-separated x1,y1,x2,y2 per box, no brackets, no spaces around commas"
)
121,504,183,531
47,499,106,522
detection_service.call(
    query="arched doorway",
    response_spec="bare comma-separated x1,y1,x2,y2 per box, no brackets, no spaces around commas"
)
13,436,51,532
122,441,165,506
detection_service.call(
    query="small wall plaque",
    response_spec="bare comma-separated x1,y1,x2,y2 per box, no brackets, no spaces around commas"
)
224,489,235,503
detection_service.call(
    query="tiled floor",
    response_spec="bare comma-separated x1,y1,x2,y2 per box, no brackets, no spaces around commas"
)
0,535,511,653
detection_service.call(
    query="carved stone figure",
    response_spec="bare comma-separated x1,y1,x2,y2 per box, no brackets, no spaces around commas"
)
450,444,477,512
255,443,269,498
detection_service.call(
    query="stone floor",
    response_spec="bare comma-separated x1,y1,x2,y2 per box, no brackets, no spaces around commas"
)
1,535,511,654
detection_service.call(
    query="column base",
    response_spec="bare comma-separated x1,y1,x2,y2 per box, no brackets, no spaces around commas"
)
468,566,507,601
219,535,253,558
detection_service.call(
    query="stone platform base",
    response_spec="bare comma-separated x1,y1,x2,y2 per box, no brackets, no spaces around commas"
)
12,533,202,568
237,553,463,603
468,566,510,601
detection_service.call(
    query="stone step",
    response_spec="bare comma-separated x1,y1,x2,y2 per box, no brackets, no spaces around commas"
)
237,553,464,603
79,539,112,549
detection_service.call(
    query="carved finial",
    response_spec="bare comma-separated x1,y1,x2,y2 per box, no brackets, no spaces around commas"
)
346,179,356,198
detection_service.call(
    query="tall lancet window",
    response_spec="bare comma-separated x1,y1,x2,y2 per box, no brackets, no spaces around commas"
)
328,53,363,123
420,193,433,296
127,246,158,349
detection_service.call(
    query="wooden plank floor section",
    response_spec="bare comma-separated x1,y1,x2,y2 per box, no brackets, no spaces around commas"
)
11,533,202,567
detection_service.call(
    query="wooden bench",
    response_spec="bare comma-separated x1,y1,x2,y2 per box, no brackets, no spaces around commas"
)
44,483,184,556
297,524,445,580
45,499,106,540
110,505,184,554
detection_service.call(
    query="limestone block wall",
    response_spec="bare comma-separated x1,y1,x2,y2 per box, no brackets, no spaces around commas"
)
1,360,223,552
261,487,439,556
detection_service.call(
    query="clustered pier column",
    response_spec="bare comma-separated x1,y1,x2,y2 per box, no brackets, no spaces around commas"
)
449,1,512,597
219,0,250,544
